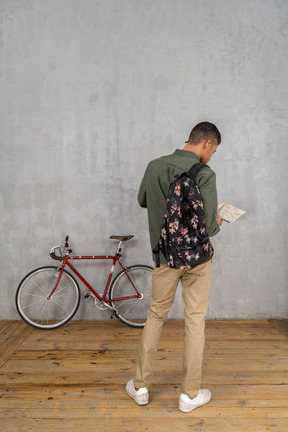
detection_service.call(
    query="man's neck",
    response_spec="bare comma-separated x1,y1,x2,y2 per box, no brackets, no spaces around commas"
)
183,143,202,159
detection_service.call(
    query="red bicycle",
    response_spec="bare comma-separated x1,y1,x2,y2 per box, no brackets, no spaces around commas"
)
16,235,153,330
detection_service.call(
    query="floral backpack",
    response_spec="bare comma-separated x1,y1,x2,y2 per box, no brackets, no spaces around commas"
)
153,162,213,269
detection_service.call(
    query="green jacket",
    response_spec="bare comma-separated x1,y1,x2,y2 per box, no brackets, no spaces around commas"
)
138,149,220,264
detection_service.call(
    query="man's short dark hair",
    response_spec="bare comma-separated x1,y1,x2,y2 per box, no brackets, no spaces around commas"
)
187,122,221,145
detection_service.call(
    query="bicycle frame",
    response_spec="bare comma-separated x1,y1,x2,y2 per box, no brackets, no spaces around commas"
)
48,248,142,308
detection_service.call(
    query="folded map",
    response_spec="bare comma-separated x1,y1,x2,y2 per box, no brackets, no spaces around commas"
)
217,202,246,223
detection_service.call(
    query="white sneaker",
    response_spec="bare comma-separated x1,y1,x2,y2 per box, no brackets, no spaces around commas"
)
126,379,149,405
179,389,211,413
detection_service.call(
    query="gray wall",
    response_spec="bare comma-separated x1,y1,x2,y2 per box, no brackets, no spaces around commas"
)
1,0,287,320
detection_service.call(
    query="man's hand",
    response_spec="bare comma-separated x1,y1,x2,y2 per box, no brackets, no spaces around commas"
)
216,217,223,227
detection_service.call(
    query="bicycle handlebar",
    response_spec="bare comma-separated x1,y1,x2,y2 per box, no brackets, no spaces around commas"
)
50,236,72,261
50,245,67,261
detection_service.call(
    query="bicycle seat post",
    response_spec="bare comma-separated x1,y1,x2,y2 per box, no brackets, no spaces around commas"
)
116,241,123,257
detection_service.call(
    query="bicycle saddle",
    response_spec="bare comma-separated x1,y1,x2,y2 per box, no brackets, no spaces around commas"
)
109,235,134,241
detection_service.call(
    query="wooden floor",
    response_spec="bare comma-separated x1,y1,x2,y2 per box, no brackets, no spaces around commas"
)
0,320,287,432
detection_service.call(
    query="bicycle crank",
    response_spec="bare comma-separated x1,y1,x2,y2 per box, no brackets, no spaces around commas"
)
94,294,109,311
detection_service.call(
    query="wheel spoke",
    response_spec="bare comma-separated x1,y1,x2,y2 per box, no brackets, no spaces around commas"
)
119,299,137,316
22,298,46,309
49,297,71,312
54,281,73,295
22,292,46,298
31,278,46,294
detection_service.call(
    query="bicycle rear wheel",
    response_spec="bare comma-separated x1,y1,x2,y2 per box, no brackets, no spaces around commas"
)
16,266,81,330
109,264,153,328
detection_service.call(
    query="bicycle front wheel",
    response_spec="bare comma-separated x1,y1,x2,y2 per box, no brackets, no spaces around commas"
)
109,265,153,328
16,266,81,330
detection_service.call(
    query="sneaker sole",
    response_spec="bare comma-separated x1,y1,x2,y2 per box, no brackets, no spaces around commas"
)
126,383,149,406
179,396,211,413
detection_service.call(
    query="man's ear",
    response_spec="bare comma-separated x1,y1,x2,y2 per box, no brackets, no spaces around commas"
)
204,139,212,149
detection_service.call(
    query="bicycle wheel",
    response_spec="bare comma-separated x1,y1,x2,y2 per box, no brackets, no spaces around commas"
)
16,266,81,330
109,265,153,328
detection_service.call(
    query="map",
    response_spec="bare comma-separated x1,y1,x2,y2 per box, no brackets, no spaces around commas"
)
217,202,246,223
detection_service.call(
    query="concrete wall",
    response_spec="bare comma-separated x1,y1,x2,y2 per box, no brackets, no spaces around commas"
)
1,0,287,320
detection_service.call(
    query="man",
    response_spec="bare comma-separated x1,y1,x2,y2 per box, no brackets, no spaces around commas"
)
126,122,222,412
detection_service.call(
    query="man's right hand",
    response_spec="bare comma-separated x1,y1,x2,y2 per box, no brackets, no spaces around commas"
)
216,217,223,226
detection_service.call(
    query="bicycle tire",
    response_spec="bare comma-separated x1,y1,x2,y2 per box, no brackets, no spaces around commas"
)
109,264,153,328
16,266,81,330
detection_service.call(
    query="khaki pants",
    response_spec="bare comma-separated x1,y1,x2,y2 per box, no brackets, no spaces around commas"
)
134,260,212,399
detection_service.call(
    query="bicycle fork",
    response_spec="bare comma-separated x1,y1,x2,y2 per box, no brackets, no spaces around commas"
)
47,264,66,300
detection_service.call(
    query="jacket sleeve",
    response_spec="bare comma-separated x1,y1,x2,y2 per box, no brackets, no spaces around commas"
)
197,169,220,237
137,167,148,208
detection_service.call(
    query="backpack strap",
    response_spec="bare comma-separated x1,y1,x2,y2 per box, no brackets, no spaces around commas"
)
187,162,208,180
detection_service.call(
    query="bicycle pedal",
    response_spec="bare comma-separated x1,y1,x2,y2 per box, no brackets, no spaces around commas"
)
84,292,91,299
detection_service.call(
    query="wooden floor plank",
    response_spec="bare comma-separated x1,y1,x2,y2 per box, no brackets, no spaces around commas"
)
2,384,288,401
0,321,22,347
1,395,288,409
19,325,287,340
10,347,288,361
1,357,287,373
0,405,287,419
0,320,287,432
0,371,287,386
1,418,287,432
0,321,33,368
269,319,288,337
